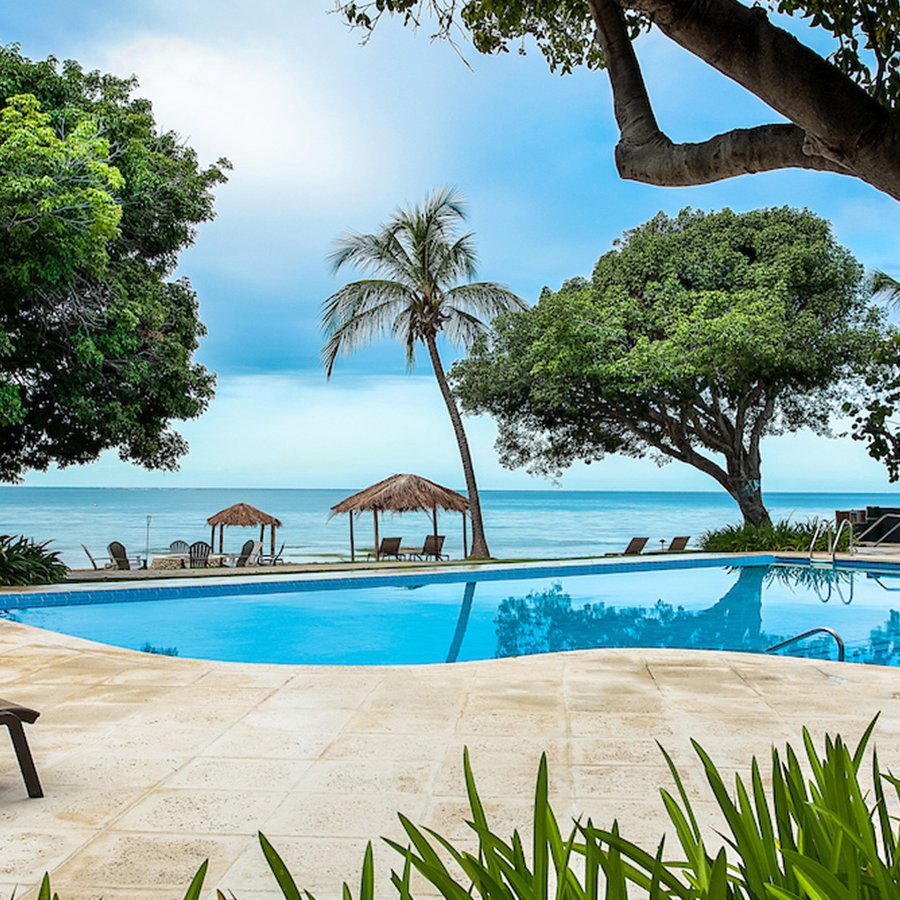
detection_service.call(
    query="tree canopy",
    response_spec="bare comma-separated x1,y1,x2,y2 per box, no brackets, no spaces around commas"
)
452,207,886,524
0,45,229,480
336,1,900,199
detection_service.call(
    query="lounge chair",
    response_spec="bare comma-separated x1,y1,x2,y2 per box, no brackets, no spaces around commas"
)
82,544,114,570
235,539,262,567
667,536,690,552
623,537,649,555
107,541,141,571
367,537,403,560
189,541,212,568
409,534,448,561
169,540,190,555
260,542,285,566
0,699,42,797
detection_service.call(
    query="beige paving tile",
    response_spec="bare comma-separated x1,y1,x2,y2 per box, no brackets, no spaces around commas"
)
113,788,286,835
293,758,438,795
0,785,145,829
0,829,95,884
48,832,246,891
39,748,185,789
164,756,314,791
261,790,427,838
201,723,334,759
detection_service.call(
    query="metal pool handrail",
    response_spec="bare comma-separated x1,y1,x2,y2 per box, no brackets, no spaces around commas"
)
766,627,845,662
831,518,853,561
808,519,831,561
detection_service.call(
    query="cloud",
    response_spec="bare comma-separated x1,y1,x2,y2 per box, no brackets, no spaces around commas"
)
22,372,897,492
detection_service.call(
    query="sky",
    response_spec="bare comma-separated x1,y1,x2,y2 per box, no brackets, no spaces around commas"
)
8,1,900,492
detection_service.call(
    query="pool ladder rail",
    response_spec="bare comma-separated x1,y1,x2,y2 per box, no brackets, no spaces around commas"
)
808,518,854,564
766,627,846,662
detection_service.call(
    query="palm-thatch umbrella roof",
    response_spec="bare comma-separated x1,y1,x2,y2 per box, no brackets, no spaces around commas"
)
331,474,468,515
207,503,283,527
206,503,283,558
331,474,469,561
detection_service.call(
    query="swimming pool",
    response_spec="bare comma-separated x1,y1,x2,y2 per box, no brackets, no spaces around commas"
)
3,557,899,666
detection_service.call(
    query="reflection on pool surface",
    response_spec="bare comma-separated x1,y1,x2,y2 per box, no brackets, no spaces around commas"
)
4,562,900,666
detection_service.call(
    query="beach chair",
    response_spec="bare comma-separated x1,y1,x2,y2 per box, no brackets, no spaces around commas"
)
189,541,212,568
260,542,284,566
667,536,690,552
409,534,448,561
0,698,42,798
169,540,190,555
107,541,141,570
367,537,402,560
623,537,649,555
82,544,114,570
235,539,262,567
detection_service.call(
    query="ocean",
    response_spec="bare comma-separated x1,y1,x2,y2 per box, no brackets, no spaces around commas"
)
2,487,898,568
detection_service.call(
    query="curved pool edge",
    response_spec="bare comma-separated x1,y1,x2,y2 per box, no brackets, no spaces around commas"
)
1,615,899,897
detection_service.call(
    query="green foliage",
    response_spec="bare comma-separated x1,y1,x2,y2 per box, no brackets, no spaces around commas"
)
336,1,900,107
699,518,848,552
0,534,66,585
452,207,885,523
27,721,900,898
0,45,228,480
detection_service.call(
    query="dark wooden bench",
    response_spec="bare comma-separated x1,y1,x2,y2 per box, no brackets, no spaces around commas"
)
0,699,42,797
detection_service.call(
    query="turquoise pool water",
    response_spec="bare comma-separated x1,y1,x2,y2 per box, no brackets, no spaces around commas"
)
3,559,899,666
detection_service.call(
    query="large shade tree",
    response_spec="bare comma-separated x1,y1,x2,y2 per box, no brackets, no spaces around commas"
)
0,46,228,480
321,188,526,558
336,1,900,200
452,207,886,525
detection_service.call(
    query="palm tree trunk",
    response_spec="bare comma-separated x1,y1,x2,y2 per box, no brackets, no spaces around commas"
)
424,334,491,558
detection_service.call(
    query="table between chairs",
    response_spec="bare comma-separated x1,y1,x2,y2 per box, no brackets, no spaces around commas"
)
149,552,237,570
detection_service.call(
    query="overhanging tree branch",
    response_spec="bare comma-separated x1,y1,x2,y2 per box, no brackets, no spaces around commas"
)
587,0,858,188
588,0,900,197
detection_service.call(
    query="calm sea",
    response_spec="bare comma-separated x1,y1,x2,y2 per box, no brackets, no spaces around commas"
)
2,488,898,568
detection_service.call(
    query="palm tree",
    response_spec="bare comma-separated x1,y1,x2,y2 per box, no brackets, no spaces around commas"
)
873,270,900,307
321,188,525,558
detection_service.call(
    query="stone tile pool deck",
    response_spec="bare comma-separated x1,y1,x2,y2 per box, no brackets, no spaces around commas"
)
1,557,900,897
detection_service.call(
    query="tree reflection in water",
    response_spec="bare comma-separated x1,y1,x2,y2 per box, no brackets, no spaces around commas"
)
492,565,900,666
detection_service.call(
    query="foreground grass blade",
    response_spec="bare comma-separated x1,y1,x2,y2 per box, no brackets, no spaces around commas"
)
181,860,208,900
260,832,304,900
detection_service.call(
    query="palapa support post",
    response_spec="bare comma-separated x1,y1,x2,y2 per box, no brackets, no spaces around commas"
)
373,509,380,560
462,511,468,559
432,505,439,560
210,524,215,546
218,523,224,554
349,512,355,562
270,524,276,561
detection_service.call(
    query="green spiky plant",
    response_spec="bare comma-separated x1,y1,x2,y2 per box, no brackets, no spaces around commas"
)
0,535,66,585
27,718,900,898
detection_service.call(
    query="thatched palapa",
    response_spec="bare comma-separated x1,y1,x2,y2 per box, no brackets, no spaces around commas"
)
206,503,283,558
331,474,469,561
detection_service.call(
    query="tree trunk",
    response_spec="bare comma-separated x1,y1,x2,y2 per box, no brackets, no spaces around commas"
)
425,334,491,558
725,460,771,527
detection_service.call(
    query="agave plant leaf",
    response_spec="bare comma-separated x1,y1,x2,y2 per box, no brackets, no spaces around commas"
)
259,832,304,900
181,860,208,900
781,850,856,900
533,753,549,900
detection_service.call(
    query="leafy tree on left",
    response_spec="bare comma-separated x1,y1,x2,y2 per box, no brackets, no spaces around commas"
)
0,46,229,480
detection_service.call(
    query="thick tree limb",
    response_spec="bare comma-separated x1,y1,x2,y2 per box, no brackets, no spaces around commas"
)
587,0,900,198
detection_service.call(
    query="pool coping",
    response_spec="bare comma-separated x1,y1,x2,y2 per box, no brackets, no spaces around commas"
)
0,551,776,610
